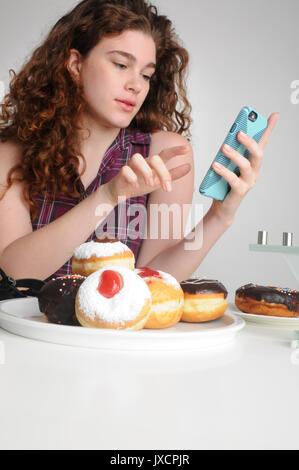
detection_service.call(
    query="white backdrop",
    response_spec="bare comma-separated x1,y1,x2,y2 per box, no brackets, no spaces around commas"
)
0,0,298,296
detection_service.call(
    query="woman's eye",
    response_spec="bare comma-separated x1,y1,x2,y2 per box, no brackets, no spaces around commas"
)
115,63,127,69
114,62,152,82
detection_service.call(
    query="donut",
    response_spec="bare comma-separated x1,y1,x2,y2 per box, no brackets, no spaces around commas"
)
75,266,151,330
180,278,228,322
38,274,86,325
72,237,135,276
235,283,299,317
135,267,184,329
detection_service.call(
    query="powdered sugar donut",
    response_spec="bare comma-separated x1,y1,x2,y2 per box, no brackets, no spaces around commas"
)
75,266,151,330
135,267,184,329
72,239,135,276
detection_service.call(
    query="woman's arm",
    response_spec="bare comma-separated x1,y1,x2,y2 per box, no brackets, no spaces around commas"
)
0,140,119,280
0,181,118,281
140,113,279,281
135,130,223,282
144,210,231,282
0,139,191,280
136,130,194,268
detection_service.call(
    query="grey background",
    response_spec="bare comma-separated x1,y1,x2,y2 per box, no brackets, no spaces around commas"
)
0,0,298,295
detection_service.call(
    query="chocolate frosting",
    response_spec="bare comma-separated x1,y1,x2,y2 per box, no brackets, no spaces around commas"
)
236,283,299,313
38,275,86,325
180,278,228,298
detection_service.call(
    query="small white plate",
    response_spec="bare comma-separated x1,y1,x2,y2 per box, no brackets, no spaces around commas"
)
0,297,245,351
231,303,299,329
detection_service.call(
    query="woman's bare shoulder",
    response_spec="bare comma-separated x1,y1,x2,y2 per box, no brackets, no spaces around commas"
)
0,139,23,169
0,138,23,176
0,140,32,259
0,139,24,195
149,130,194,173
150,129,191,156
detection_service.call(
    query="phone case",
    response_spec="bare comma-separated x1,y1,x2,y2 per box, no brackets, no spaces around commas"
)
199,106,268,201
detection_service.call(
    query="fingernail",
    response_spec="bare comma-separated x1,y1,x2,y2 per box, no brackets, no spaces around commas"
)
165,181,172,192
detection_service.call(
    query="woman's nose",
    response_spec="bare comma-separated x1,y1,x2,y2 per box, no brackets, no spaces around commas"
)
125,73,142,94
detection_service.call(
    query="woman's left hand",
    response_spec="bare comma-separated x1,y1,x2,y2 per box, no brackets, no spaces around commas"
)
210,112,279,226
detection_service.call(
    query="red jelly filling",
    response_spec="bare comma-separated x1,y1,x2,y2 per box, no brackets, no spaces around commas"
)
137,267,162,279
97,270,124,298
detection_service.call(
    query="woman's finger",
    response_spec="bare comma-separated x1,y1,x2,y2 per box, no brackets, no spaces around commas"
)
158,144,191,163
258,112,279,151
129,153,154,186
235,132,264,174
221,143,255,185
169,163,192,181
121,165,138,186
148,154,173,192
212,161,242,194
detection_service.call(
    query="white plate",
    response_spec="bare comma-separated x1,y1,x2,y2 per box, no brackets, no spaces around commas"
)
0,297,245,351
230,303,299,329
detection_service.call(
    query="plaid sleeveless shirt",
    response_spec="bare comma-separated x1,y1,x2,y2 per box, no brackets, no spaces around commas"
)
31,128,151,282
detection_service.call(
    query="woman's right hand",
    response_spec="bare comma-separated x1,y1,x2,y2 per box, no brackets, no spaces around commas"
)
103,145,192,205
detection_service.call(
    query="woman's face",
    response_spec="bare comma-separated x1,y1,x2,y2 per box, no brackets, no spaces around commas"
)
71,29,156,130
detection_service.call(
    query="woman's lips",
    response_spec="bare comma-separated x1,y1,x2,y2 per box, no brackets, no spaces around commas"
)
115,99,135,112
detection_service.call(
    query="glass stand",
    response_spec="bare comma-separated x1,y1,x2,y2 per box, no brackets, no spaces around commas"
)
249,244,299,341
249,244,299,285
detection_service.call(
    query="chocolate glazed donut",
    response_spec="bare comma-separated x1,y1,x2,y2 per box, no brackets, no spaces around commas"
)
38,275,86,325
235,283,299,317
180,279,228,296
180,278,228,323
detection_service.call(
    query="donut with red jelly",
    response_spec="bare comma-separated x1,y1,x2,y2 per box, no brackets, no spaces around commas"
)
235,283,299,317
72,238,135,277
38,274,86,325
180,278,228,322
75,267,151,330
135,267,184,329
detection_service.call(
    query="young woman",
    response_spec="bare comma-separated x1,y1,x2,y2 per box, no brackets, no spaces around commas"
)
0,0,278,282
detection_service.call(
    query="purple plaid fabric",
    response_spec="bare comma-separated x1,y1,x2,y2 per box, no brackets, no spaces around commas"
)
31,128,151,282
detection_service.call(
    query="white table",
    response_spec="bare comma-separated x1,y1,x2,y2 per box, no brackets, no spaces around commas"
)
0,311,298,450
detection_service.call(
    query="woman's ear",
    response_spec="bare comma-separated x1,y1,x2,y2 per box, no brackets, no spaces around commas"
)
66,49,83,83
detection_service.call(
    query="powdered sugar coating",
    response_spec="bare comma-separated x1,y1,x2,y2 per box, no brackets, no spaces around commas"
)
77,267,151,325
73,241,134,260
135,268,181,290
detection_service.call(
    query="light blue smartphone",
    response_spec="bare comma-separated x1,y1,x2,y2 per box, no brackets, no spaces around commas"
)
199,106,268,201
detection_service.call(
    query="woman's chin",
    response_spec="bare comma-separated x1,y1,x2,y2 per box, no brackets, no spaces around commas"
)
109,117,134,129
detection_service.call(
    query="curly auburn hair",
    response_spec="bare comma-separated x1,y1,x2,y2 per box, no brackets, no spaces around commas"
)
0,0,192,222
